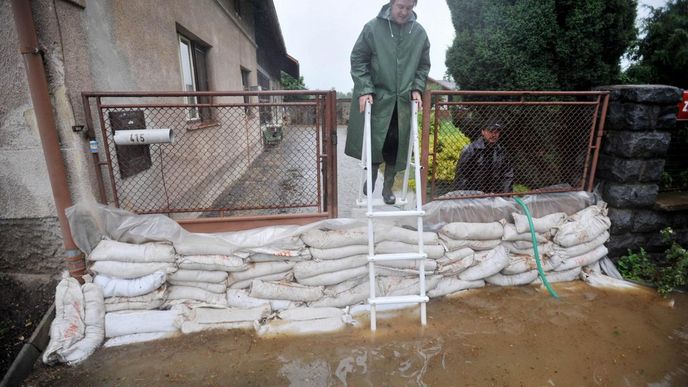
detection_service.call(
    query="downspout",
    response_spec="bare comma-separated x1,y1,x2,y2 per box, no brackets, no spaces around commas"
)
10,0,85,281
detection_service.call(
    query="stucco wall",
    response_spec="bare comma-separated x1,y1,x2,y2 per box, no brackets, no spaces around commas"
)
0,0,265,274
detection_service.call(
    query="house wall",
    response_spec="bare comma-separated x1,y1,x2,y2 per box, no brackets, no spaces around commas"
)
0,0,266,274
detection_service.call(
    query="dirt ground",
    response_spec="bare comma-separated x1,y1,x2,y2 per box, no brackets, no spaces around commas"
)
0,273,57,377
24,282,688,386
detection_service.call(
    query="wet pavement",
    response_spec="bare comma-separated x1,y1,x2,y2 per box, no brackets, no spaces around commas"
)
26,282,688,386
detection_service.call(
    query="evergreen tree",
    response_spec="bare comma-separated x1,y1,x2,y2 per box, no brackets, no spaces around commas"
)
625,0,688,88
445,0,637,90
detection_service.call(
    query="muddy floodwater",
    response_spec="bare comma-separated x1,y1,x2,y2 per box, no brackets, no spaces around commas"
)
27,282,688,386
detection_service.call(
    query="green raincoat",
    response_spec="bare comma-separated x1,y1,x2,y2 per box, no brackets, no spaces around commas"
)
344,4,431,172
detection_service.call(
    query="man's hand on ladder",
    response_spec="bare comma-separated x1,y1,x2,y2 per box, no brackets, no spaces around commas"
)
359,95,373,112
411,91,422,110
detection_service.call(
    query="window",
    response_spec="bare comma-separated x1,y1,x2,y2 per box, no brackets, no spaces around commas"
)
178,33,211,121
241,68,251,113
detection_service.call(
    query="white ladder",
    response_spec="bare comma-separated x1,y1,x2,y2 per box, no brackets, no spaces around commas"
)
358,101,428,331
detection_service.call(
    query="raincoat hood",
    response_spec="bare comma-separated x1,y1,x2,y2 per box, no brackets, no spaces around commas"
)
378,3,417,36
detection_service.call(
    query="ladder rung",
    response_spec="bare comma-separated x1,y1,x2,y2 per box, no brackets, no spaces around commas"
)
369,253,426,261
367,210,424,218
369,295,429,305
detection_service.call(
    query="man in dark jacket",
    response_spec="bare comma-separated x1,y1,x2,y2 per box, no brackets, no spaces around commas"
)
454,122,514,194
344,0,431,204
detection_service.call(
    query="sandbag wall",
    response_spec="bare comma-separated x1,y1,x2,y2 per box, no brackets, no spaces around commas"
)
45,203,611,362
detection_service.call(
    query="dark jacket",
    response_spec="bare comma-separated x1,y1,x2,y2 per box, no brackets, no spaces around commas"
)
454,138,514,193
344,4,431,172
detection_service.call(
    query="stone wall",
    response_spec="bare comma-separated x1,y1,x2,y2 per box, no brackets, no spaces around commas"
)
595,85,688,257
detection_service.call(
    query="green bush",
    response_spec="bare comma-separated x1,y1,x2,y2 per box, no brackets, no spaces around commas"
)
410,111,471,189
617,228,688,296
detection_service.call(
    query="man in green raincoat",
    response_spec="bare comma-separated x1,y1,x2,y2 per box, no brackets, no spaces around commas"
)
344,0,431,205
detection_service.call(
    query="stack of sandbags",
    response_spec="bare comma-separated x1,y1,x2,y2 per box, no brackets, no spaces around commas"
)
550,204,611,278
166,269,228,306
88,240,175,312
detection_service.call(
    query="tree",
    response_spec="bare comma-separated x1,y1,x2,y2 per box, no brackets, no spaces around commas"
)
280,71,308,101
624,0,688,88
445,0,637,90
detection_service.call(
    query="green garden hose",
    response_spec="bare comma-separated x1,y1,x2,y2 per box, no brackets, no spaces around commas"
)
514,197,559,299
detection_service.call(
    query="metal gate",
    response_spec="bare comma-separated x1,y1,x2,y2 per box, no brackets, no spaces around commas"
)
420,90,609,202
82,90,338,232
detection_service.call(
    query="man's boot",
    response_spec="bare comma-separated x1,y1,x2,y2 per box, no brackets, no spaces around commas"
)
382,165,396,205
362,164,380,196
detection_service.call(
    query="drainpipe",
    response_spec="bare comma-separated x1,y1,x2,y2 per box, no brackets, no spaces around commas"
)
10,0,85,281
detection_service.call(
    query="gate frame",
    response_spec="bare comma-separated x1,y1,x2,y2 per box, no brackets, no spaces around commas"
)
420,90,610,203
82,90,338,232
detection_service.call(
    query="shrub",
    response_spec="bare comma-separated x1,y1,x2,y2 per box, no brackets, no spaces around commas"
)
617,228,688,296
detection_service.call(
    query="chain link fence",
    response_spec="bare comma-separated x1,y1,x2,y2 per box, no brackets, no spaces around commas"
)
83,91,337,225
421,91,609,201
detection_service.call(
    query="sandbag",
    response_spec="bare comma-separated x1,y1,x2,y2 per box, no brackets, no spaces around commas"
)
301,227,370,248
296,266,368,286
555,245,608,272
375,241,445,259
43,278,86,363
458,246,510,281
502,223,549,242
43,279,105,365
532,267,582,284
94,271,166,298
89,240,175,263
440,221,504,240
248,252,311,262
378,259,437,271
377,276,441,297
226,289,294,310
104,287,166,312
258,316,347,336
167,280,226,294
310,281,370,308
427,278,485,298
228,261,295,283
380,226,440,245
177,255,248,272
167,285,227,306
105,309,179,338
104,332,177,348
180,321,254,334
229,271,294,289
502,241,554,257
437,254,475,276
440,235,501,252
323,276,368,296
309,245,369,260
552,231,609,259
277,307,343,321
485,270,539,286
437,248,474,266
513,212,567,234
90,261,176,279
190,305,271,324
501,254,563,275
581,271,647,291
554,206,611,247
168,269,227,284
294,255,368,280
250,279,324,302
